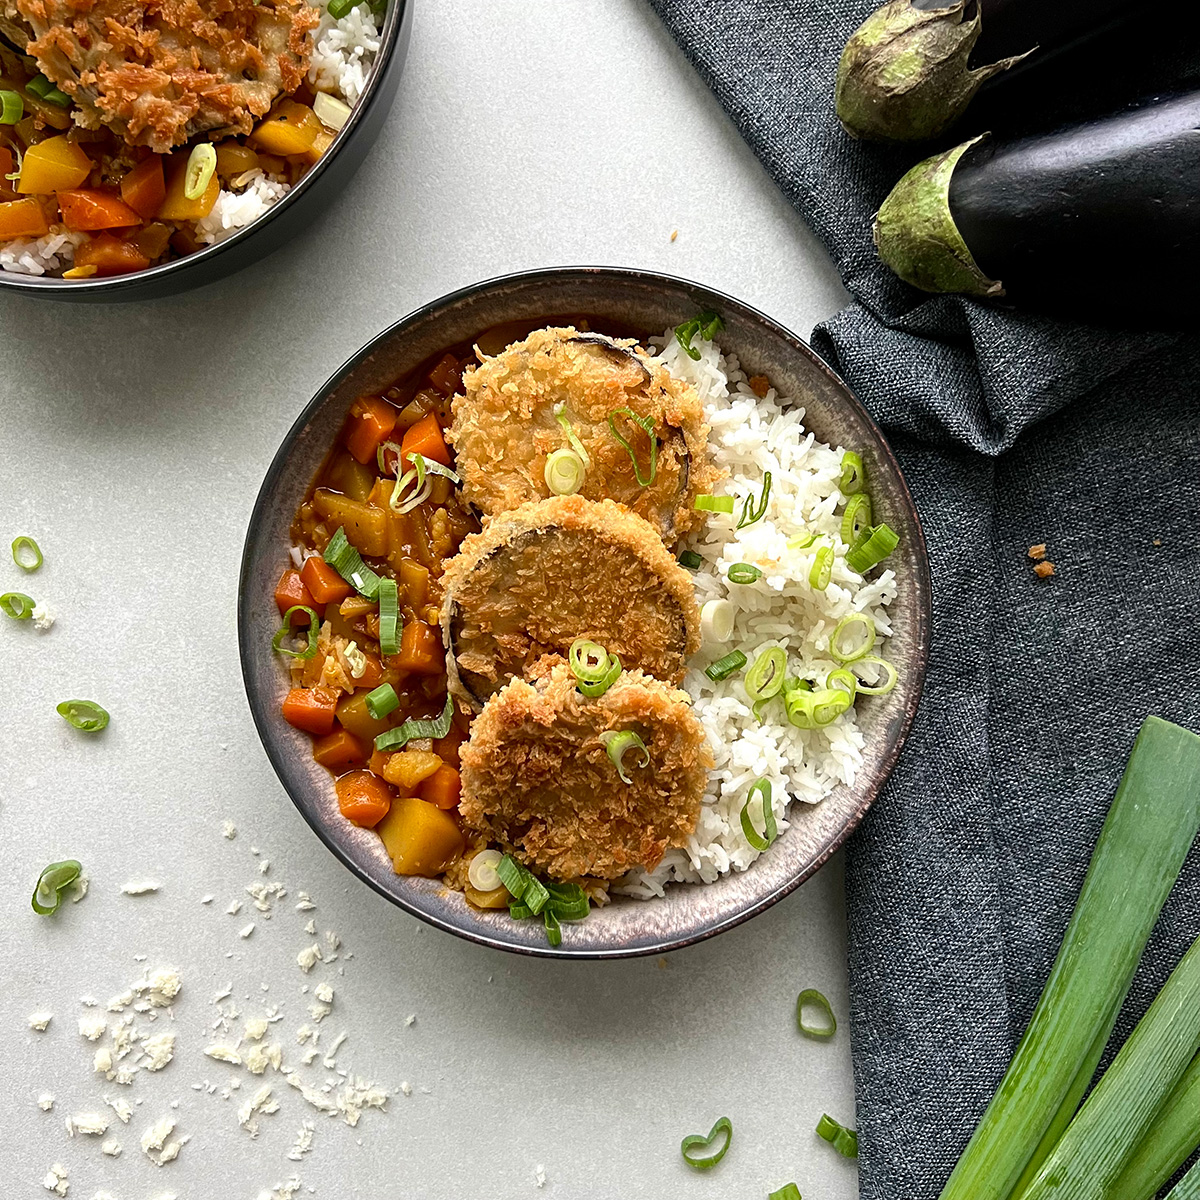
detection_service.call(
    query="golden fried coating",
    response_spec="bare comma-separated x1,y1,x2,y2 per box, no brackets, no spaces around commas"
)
448,327,721,542
440,495,701,710
459,661,711,881
5,0,317,152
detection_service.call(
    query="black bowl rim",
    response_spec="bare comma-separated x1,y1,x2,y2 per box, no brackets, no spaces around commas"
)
0,0,409,295
237,265,933,958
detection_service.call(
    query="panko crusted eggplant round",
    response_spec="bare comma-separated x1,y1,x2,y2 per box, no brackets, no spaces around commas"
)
447,327,721,541
459,660,712,881
440,495,701,711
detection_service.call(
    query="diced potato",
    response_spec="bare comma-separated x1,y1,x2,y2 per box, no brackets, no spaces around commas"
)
298,128,335,166
214,142,259,179
380,748,442,791
157,152,219,220
376,796,464,877
464,884,510,910
325,451,376,503
399,558,429,613
0,197,50,239
17,135,92,194
335,691,393,741
313,488,388,557
251,100,322,156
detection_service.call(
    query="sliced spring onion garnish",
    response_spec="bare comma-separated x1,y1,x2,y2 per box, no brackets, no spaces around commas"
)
42,84,70,106
1,591,35,620
740,778,777,851
785,687,851,729
850,655,898,696
373,692,453,751
412,453,461,485
599,729,649,785
56,699,109,732
467,849,504,892
700,598,735,643
727,562,763,585
553,404,592,469
365,683,399,720
829,612,876,663
568,638,622,698
695,494,735,514
839,451,865,495
845,522,899,574
769,1186,803,1200
11,535,42,571
608,407,658,487
389,462,432,514
745,647,787,702
816,1114,859,1159
509,901,534,920
313,90,352,131
796,988,838,1040
376,439,402,475
544,881,591,921
674,311,724,362
787,531,818,550
680,1116,733,1169
678,550,702,570
826,668,858,699
524,875,550,915
327,0,353,17
737,471,772,529
705,650,746,682
25,74,51,98
0,89,23,124
324,527,381,599
809,544,833,590
272,605,319,659
840,492,872,545
544,448,586,496
31,859,82,915
184,142,217,200
543,907,562,947
497,853,531,900
377,577,399,657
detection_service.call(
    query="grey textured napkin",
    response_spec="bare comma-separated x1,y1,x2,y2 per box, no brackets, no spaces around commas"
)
647,2,1200,1195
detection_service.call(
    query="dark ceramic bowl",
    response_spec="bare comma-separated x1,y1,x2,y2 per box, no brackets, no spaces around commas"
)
239,267,932,958
0,0,411,303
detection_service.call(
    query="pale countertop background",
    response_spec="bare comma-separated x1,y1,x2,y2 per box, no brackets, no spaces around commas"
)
0,1,857,1196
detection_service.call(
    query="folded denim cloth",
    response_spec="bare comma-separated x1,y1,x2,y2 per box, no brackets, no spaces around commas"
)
647,2,1200,1194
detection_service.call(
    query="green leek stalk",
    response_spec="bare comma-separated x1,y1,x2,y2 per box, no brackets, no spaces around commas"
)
937,717,1200,1200
1102,1051,1200,1200
1020,934,1200,1200
1165,1157,1200,1200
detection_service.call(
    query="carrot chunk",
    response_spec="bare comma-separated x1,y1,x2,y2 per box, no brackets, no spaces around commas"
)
392,620,443,676
345,396,398,466
335,769,393,828
119,156,167,220
274,568,320,623
313,728,367,771
0,197,50,240
301,556,353,605
400,412,451,468
418,763,461,811
73,233,151,277
281,688,339,735
58,188,142,232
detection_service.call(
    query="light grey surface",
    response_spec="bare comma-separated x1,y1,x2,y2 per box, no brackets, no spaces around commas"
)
0,1,853,1196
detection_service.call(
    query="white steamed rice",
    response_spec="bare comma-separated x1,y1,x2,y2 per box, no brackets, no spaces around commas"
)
615,329,898,899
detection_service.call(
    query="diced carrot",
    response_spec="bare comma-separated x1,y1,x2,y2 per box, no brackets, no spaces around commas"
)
350,653,385,691
300,556,353,605
119,156,166,220
281,687,339,735
418,763,461,811
368,749,391,777
433,722,466,769
0,196,50,240
57,188,143,232
400,412,451,468
345,395,398,466
391,620,443,676
427,353,462,397
335,769,393,828
312,728,366,771
73,233,150,277
274,568,320,623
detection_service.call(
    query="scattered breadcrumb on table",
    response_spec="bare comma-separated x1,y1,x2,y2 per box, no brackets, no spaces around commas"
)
670,229,678,242
1034,561,1055,579
1027,543,1047,560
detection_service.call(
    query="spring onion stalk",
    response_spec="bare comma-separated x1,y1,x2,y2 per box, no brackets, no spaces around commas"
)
839,451,865,495
740,778,776,851
1,591,35,619
700,599,735,643
704,650,746,682
324,527,381,599
830,613,876,663
545,448,585,495
678,550,702,569
846,523,899,574
796,989,837,1040
745,647,786,702
31,860,82,915
850,656,898,696
727,562,763,585
568,638,621,698
935,717,1200,1200
56,700,109,732
816,1114,858,1159
373,693,453,751
1021,934,1200,1200
11,536,41,571
553,404,592,469
769,1186,802,1200
1101,1051,1200,1200
608,407,658,486
809,544,833,590
1165,1157,1200,1200
675,312,724,361
467,849,503,892
680,1116,733,1169
841,492,872,545
377,578,399,656
737,472,772,529
0,89,23,123
599,730,649,784
272,605,319,659
695,495,735,514
365,683,399,720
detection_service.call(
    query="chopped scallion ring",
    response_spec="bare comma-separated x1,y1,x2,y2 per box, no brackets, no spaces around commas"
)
544,881,591,921
324,527,381,599
497,854,532,900
376,439,403,476
412,453,461,485
829,613,876,663
56,699,109,732
599,729,649,785
840,492,872,545
43,85,70,106
377,577,400,656
608,406,658,486
727,562,763,585
365,683,399,720
568,638,622,698
737,471,772,529
523,875,550,915
845,523,899,574
839,451,865,495
25,74,52,98
678,550,702,570
787,531,819,550
184,142,216,200
769,1186,803,1200
704,650,746,682
816,1114,858,1159
389,463,432,514
553,404,592,468
785,687,851,729
674,311,724,361
543,907,562,947
467,849,504,892
0,89,23,124
744,647,787,702
700,598,735,643
826,668,858,699
850,655,898,696
544,448,586,495
373,692,454,751
809,544,833,590
740,777,777,851
11,535,43,571
327,0,354,17
680,1116,733,1169
1,591,35,620
509,901,534,920
32,859,82,915
796,988,838,1040
272,605,319,659
695,494,735,514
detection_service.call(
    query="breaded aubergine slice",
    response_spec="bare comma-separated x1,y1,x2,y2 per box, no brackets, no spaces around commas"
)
440,494,701,711
448,327,721,542
459,661,711,881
